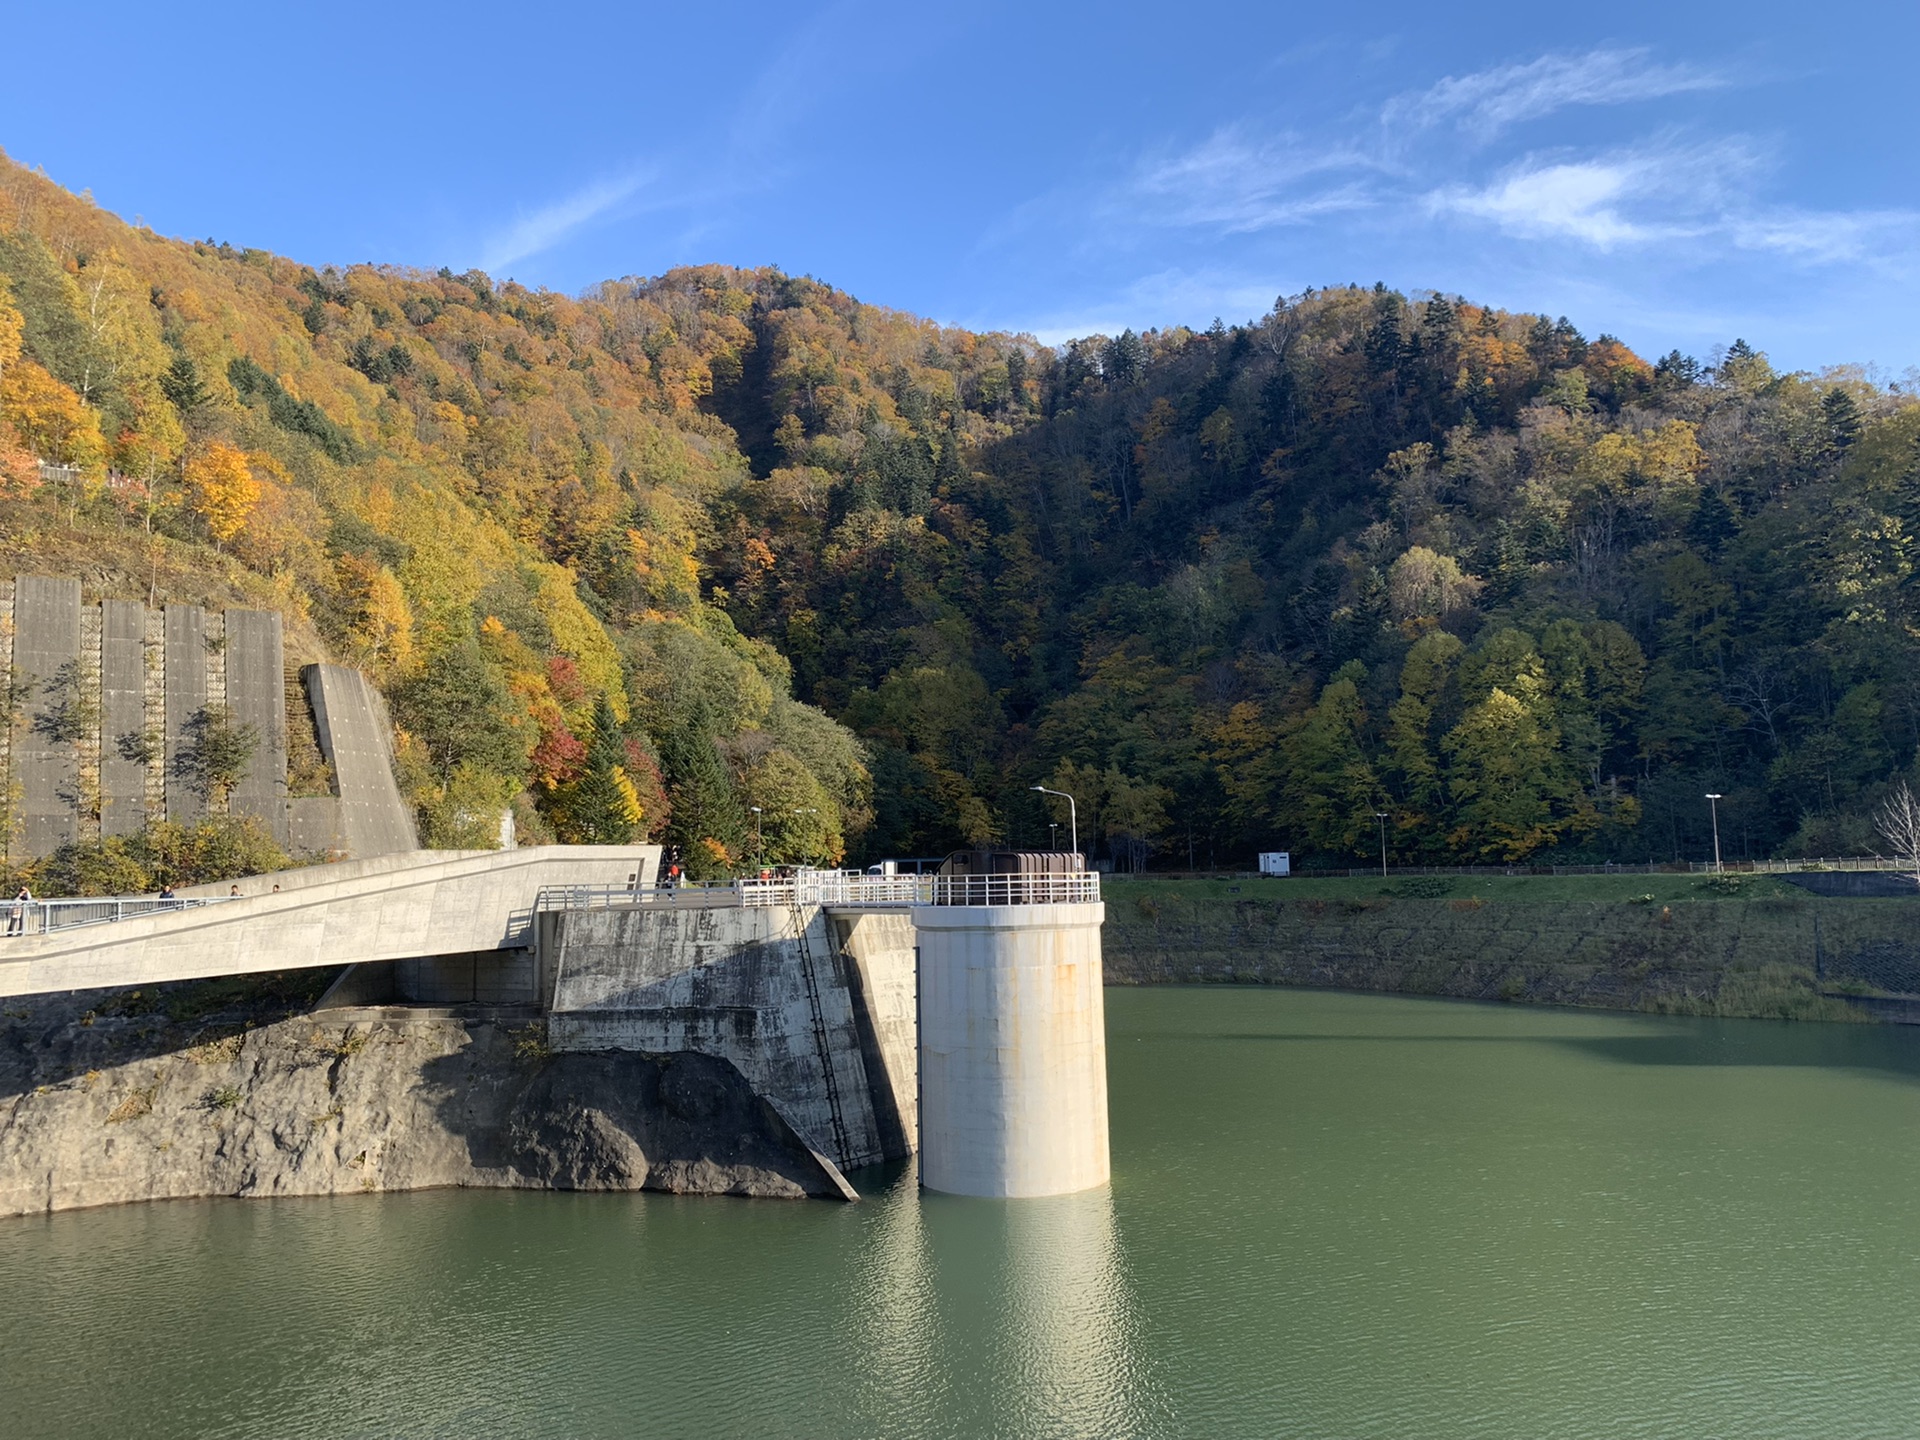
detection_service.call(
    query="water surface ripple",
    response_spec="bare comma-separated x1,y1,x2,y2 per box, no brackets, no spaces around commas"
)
4,988,1919,1438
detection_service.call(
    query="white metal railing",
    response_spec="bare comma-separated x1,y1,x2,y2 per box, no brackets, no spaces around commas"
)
535,869,1100,915
916,872,1101,906
1,894,237,938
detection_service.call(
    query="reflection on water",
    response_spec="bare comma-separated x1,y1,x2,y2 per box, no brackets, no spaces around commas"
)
846,1174,1166,1436
923,1186,1167,1437
6,987,1920,1439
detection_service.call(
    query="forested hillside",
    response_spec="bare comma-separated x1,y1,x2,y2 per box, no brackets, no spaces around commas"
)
0,152,1909,872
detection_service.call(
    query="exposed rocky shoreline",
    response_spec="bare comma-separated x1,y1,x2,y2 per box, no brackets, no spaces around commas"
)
0,972,854,1219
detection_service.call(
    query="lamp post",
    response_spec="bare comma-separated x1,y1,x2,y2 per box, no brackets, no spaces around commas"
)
1705,793,1723,874
1031,785,1078,864
1375,811,1389,879
789,808,817,867
749,806,763,868
1049,822,1059,852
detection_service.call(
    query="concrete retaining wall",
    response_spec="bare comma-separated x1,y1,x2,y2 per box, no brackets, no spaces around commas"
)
305,664,415,857
546,903,916,1172
98,599,146,839
0,578,408,861
226,607,289,842
12,577,82,856
832,910,919,1162
1102,893,1920,1021
1781,872,1920,898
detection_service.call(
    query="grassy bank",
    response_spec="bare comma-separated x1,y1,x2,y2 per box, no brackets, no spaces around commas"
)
1101,882,1920,1024
1107,872,1804,904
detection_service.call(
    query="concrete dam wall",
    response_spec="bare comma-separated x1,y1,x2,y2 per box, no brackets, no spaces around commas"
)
0,577,415,861
546,905,918,1173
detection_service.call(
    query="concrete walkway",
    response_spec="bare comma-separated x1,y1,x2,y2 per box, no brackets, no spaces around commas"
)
0,845,659,999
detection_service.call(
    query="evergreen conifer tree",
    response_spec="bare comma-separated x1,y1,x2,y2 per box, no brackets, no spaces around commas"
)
554,693,643,844
662,702,747,879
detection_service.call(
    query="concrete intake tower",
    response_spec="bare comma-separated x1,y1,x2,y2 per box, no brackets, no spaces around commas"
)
913,854,1110,1198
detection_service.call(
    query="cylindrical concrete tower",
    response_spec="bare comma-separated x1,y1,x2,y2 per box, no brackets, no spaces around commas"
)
914,898,1109,1197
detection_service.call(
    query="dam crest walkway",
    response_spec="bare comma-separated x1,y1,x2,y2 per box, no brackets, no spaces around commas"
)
0,845,659,999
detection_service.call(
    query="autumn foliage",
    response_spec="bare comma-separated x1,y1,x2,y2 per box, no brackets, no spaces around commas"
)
0,151,1913,870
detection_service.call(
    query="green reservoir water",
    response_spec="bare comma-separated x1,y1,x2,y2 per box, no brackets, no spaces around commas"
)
6,987,1920,1438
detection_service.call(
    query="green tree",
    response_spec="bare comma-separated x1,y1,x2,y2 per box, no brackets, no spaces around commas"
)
662,704,747,879
736,744,842,865
392,642,529,779
1442,684,1572,860
1384,631,1463,845
1281,664,1382,858
552,693,644,843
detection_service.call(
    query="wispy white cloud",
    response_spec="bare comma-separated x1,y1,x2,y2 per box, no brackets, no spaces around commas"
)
1424,140,1752,247
1425,139,1920,270
1111,48,1730,241
1429,158,1665,246
1384,48,1728,142
1126,127,1377,233
1015,267,1287,344
982,42,1910,363
1732,208,1917,264
478,171,651,272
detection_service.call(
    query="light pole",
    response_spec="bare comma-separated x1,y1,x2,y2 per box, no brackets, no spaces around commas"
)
1031,785,1078,864
1375,812,1389,879
1705,793,1723,873
789,808,817,867
749,806,763,869
1049,822,1059,852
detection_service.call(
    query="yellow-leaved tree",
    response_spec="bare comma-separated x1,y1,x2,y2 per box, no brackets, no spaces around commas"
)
335,552,417,678
184,441,260,545
0,277,36,493
1,359,108,479
0,275,21,380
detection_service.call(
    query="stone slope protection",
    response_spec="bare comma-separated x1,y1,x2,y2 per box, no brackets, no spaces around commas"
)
0,576,415,861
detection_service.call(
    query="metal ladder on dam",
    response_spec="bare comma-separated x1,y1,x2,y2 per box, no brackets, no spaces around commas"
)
791,902,852,1165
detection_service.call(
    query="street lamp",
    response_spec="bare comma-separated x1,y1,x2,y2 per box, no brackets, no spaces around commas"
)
1031,785,1078,863
789,808,818,867
749,806,763,868
1049,822,1059,852
1705,794,1723,874
1375,811,1389,879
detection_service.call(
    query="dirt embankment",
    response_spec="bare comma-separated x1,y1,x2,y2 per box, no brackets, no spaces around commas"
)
0,975,853,1219
1103,891,1920,1022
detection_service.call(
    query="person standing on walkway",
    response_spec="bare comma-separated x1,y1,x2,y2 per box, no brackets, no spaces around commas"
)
8,885,32,936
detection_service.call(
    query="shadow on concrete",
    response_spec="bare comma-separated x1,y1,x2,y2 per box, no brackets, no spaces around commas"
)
417,1041,857,1200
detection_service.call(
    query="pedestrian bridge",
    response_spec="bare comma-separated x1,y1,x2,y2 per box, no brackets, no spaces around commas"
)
0,845,660,999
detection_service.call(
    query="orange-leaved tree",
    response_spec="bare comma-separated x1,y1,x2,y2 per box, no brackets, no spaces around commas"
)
183,441,260,546
1,359,107,471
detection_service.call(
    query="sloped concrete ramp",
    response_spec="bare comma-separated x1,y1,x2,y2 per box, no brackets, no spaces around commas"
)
0,845,659,999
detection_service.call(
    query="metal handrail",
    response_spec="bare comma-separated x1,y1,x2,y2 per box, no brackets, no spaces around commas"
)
1,894,238,938
535,869,1101,914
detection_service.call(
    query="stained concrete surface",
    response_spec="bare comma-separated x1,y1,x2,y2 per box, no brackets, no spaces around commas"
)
548,903,917,1172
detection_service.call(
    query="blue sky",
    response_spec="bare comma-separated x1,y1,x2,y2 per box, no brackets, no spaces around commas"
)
3,0,1915,373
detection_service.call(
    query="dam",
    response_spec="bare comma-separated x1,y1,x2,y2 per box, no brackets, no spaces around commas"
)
0,848,1110,1198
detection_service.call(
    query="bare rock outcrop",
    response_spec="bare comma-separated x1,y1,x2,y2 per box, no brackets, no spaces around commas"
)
0,977,855,1217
